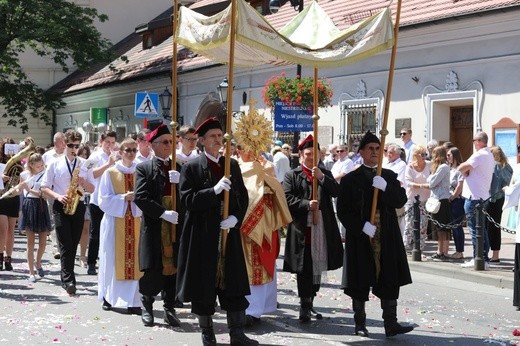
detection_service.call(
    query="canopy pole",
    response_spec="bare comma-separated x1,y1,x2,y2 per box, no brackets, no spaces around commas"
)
170,0,179,247
217,0,237,289
312,67,319,225
370,0,403,224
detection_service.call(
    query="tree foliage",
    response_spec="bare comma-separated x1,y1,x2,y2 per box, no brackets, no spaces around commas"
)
0,0,116,133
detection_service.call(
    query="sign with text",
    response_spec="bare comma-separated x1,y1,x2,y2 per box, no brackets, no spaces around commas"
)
274,99,313,132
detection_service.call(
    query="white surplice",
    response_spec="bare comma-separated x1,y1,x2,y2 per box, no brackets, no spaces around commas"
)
97,161,142,308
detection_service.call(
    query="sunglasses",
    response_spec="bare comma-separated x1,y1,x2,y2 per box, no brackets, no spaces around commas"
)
154,139,174,145
123,148,138,153
420,153,428,157
336,149,346,153
399,133,407,136
183,137,198,142
66,143,80,149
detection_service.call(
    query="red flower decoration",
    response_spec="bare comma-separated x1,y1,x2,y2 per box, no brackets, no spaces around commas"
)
262,74,333,109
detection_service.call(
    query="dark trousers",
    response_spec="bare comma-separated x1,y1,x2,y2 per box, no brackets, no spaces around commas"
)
487,197,504,251
87,204,103,265
192,292,249,316
139,269,176,306
450,197,466,253
53,201,85,285
296,244,321,298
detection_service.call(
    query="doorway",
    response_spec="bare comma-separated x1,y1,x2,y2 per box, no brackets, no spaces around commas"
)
450,106,473,161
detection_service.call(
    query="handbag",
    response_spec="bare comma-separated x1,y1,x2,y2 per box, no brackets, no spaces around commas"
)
425,196,441,214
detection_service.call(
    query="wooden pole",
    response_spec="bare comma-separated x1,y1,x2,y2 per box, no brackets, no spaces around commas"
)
312,67,319,225
222,0,237,252
370,0,403,224
170,0,179,242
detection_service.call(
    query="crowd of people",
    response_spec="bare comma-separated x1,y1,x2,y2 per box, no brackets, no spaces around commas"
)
2,118,519,344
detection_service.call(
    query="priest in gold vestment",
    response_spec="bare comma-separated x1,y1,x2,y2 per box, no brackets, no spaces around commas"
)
235,103,292,323
98,138,143,313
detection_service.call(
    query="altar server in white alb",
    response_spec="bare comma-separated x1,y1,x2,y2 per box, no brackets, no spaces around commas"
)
97,138,143,315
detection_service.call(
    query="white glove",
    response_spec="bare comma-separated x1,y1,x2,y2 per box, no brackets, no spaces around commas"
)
169,170,180,184
160,210,178,224
362,221,376,238
372,176,387,192
220,215,238,229
213,177,231,195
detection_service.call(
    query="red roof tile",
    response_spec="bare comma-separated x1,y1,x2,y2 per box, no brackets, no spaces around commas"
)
53,0,520,93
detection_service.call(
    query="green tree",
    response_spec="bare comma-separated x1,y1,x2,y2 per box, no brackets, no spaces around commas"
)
0,0,116,132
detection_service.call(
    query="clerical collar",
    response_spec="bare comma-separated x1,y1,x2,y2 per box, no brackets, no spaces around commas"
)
363,164,378,170
302,163,313,171
156,157,169,166
205,152,221,164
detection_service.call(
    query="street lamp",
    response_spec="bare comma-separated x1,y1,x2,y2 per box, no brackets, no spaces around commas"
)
217,78,229,109
159,87,173,119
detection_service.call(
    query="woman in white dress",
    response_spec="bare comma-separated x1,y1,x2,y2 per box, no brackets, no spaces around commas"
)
97,138,142,314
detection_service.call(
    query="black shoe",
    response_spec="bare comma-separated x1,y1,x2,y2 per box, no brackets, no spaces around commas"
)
127,307,142,315
354,325,369,337
102,298,112,311
164,308,181,327
63,283,76,295
87,264,97,275
4,256,13,271
174,299,184,308
230,332,259,345
201,329,217,346
141,296,154,327
385,323,414,337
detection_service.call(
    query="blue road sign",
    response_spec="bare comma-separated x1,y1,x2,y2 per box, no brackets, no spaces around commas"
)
135,92,159,118
273,99,313,132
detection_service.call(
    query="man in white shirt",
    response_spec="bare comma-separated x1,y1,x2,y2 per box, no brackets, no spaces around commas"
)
176,125,199,165
323,144,337,171
42,132,66,260
331,144,354,183
41,129,95,295
272,145,291,183
458,131,495,267
400,128,416,164
135,129,154,164
86,130,118,275
384,144,407,236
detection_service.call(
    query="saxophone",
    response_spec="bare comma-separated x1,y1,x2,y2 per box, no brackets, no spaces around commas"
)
63,158,83,215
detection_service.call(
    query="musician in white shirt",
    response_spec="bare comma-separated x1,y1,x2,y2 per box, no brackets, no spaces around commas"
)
41,130,95,295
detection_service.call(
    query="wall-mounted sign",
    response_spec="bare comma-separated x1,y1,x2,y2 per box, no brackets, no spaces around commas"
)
274,99,313,132
90,108,108,125
135,92,159,118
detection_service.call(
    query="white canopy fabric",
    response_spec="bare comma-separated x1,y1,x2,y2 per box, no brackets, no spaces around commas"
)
175,0,394,68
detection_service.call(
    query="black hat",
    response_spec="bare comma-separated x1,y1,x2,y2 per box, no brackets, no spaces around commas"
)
194,117,222,136
297,134,320,151
146,124,170,143
358,131,380,150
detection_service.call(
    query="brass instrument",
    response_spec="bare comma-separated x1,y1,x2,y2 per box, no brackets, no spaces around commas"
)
63,158,83,215
1,140,35,198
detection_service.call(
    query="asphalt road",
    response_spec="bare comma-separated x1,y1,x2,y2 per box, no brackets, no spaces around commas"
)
0,234,519,345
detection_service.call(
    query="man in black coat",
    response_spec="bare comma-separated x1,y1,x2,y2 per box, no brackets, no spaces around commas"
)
177,118,258,346
283,135,344,322
134,124,182,327
337,131,413,338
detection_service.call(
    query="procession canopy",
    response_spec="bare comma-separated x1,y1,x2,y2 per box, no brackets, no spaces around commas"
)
175,0,394,68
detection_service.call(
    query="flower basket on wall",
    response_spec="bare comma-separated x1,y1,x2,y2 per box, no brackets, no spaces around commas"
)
262,73,334,109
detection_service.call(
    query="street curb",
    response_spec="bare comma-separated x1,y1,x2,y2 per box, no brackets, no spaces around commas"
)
408,260,514,290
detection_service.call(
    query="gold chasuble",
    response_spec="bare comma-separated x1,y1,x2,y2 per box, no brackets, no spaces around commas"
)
240,160,292,285
108,169,142,281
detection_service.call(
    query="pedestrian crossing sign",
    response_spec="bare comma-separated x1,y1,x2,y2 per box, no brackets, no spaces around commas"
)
135,92,159,118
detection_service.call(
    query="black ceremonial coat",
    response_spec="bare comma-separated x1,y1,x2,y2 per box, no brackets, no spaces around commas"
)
337,165,412,300
282,165,344,273
134,158,184,272
177,154,250,305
